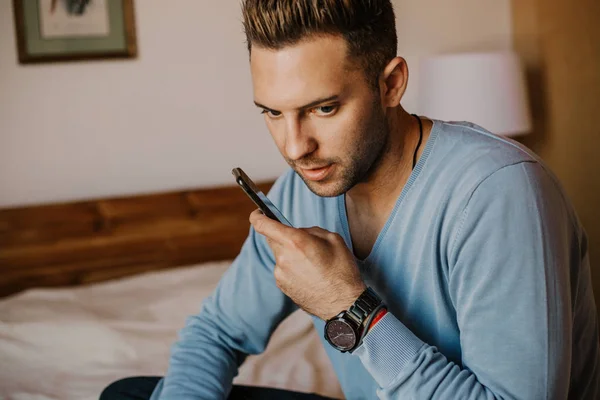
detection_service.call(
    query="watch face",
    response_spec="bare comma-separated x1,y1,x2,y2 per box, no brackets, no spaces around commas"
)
326,319,357,351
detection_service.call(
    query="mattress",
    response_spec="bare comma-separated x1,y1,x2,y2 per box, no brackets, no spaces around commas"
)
0,261,343,400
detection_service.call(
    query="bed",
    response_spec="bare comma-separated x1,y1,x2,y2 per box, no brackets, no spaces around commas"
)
0,182,344,400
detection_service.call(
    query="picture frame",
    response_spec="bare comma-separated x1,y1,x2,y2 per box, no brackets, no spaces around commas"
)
12,0,137,64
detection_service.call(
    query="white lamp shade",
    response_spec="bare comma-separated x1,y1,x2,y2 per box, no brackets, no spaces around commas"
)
418,51,532,137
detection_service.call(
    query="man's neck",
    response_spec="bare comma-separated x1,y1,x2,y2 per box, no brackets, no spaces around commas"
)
346,108,422,215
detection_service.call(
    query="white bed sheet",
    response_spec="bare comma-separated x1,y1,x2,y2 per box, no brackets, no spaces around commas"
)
0,261,343,400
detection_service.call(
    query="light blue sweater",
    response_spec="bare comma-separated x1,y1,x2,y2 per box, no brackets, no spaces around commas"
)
151,120,600,399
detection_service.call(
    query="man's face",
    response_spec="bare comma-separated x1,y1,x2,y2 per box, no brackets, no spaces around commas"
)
250,35,389,197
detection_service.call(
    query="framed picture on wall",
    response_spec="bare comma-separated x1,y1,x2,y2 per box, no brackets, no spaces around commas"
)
12,0,137,64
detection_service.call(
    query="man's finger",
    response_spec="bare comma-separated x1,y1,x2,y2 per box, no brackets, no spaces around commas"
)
249,209,295,243
265,236,283,254
301,226,329,238
301,226,342,243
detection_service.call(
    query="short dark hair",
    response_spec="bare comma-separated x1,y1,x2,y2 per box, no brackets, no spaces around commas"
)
242,0,398,88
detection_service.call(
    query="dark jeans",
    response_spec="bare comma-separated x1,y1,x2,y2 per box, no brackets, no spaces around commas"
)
100,376,339,400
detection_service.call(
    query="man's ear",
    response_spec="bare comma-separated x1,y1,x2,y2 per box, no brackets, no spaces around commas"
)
379,57,409,107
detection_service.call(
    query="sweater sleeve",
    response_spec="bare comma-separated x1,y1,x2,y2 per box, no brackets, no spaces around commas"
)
354,161,575,399
150,179,298,399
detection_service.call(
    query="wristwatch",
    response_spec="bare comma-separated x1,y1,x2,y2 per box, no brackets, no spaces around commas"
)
324,287,384,353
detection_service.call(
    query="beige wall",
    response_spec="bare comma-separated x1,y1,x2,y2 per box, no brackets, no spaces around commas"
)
512,0,600,312
0,0,512,207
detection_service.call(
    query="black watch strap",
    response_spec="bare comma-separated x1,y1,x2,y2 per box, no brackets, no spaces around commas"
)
347,287,382,328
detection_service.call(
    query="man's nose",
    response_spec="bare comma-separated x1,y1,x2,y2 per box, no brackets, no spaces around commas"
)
284,117,317,161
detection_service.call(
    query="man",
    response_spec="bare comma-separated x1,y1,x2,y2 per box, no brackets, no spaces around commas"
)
101,0,600,399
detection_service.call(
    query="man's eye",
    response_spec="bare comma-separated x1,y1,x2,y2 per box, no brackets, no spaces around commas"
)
312,105,338,116
261,109,282,118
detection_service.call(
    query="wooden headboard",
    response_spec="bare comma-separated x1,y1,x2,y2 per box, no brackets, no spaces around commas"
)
0,181,273,298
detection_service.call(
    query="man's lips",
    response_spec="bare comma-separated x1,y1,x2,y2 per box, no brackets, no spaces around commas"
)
299,164,334,181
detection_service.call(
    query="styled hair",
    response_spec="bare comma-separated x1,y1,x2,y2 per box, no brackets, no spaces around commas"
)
242,0,398,88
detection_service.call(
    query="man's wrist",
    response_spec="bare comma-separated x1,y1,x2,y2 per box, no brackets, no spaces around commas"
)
325,283,367,320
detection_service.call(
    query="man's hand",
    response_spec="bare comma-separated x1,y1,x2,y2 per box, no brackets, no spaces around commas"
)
249,209,366,320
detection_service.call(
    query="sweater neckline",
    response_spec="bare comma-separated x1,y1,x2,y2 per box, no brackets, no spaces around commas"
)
337,119,441,264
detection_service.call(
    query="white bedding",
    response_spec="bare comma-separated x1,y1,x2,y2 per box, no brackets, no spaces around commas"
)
0,261,343,400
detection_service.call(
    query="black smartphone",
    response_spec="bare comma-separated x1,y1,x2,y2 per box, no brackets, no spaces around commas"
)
232,167,293,227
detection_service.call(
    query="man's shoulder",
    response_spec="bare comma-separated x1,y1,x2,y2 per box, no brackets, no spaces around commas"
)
434,120,539,169
429,120,547,190
420,120,572,215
